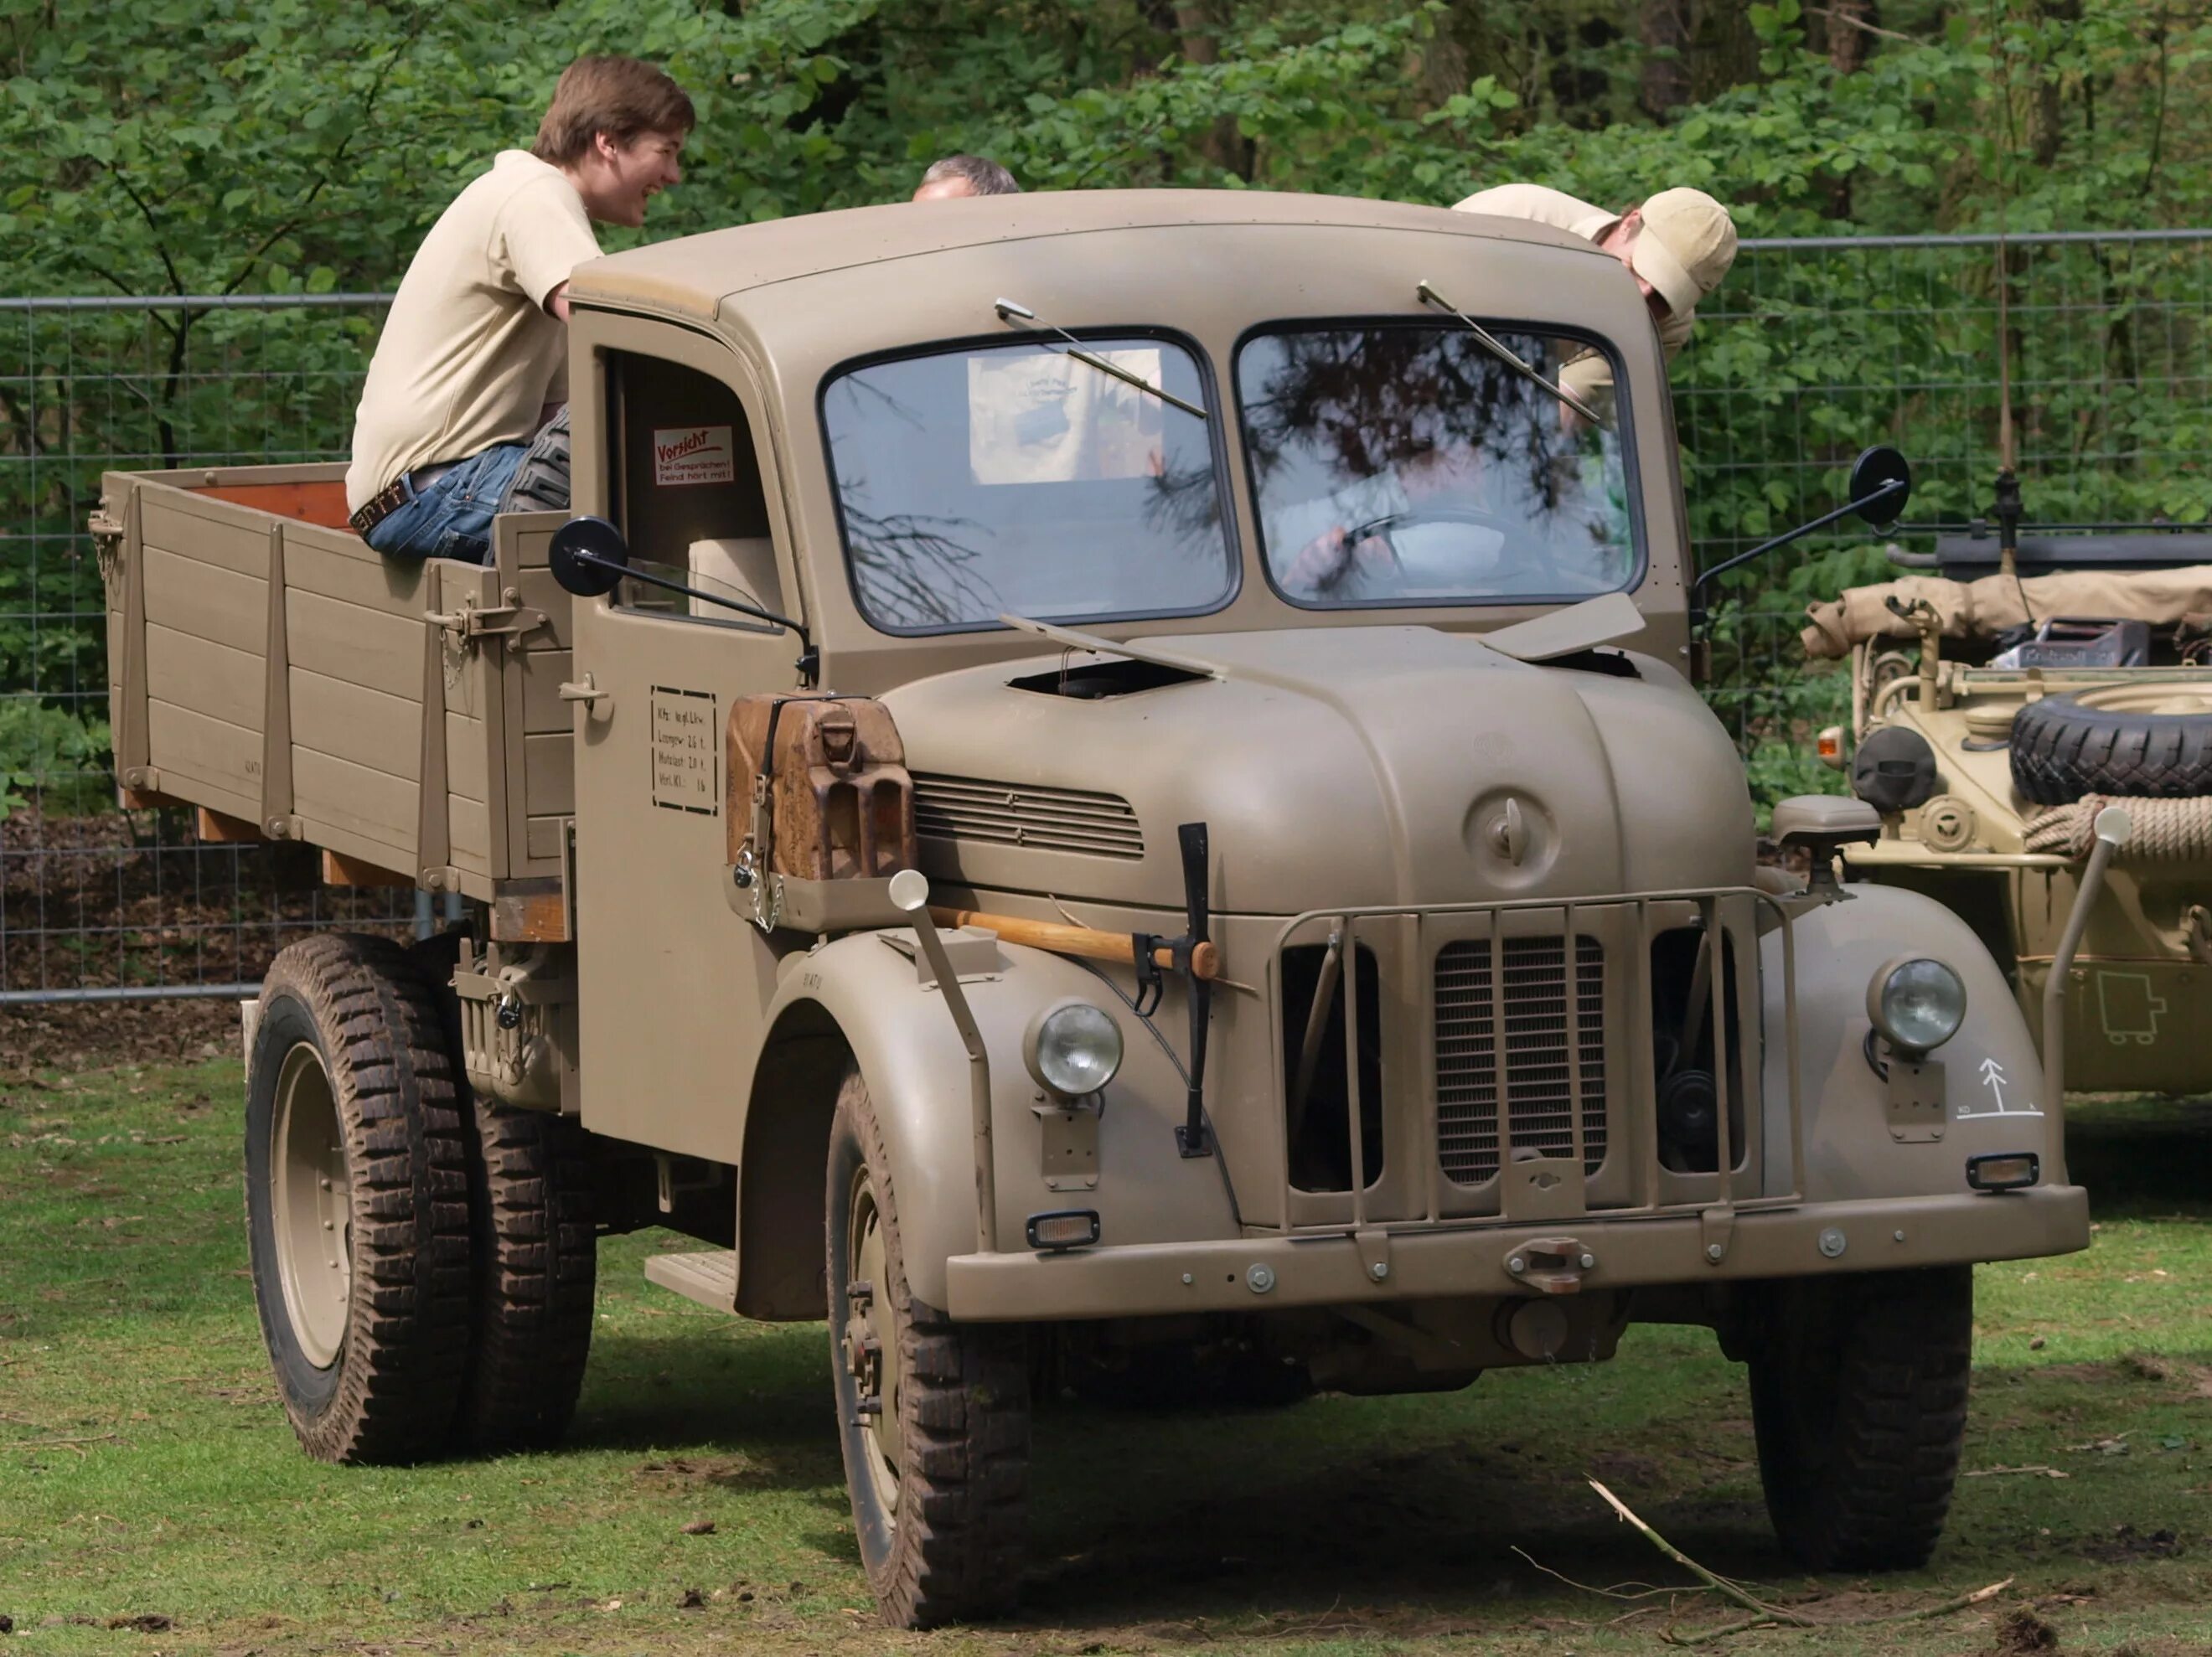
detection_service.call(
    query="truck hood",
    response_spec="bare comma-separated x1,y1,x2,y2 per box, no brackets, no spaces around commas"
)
883,624,1755,913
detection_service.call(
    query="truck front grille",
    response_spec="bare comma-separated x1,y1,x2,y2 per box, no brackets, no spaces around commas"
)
912,774,1144,859
1434,935,1607,1184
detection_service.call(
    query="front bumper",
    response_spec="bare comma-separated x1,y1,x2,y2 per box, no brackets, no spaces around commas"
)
942,1185,2089,1321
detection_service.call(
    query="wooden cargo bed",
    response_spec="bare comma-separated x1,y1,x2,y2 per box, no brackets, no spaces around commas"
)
98,463,575,921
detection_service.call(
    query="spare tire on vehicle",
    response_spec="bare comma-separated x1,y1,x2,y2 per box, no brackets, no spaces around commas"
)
2010,684,2212,805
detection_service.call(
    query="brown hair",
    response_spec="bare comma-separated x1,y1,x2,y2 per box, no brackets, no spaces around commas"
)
531,56,695,167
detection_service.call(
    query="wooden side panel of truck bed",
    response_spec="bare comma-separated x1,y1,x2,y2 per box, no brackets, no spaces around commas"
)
99,463,573,907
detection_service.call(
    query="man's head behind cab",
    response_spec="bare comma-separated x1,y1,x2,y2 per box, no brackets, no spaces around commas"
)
913,154,1021,201
1603,188,1736,322
533,55,696,228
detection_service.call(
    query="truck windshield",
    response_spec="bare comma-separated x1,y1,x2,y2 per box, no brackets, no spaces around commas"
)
1237,323,1640,607
824,335,1235,632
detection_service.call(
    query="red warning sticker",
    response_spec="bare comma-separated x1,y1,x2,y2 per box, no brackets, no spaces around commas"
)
652,425,736,488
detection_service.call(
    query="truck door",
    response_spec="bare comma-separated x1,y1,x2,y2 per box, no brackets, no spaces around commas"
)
565,336,806,1159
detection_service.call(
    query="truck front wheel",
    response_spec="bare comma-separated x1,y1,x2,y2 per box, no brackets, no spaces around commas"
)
244,934,473,1463
825,1067,1030,1628
1746,1266,1973,1571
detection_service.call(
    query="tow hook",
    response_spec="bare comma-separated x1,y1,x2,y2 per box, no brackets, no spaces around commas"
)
1504,1237,1596,1295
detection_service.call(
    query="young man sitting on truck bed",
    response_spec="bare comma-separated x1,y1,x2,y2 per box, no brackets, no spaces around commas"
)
344,55,695,562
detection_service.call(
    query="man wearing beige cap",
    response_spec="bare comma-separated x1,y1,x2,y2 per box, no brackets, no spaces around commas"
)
1452,183,1738,413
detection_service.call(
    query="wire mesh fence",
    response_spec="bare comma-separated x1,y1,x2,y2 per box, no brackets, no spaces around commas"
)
1678,228,2212,802
0,294,414,1003
3,228,2209,999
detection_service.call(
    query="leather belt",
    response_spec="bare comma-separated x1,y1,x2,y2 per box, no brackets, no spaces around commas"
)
347,462,455,539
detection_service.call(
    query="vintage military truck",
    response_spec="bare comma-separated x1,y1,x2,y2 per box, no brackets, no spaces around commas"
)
97,192,2115,1628
1802,492,2212,1094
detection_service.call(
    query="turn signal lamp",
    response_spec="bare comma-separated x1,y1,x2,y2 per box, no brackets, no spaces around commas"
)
1026,1210,1101,1252
1967,1152,2039,1193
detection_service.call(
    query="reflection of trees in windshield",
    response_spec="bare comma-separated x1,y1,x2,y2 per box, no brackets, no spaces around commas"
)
840,503,1001,628
1141,456,1224,544
1240,327,1629,597
825,378,1001,627
824,340,1237,631
1243,329,1562,512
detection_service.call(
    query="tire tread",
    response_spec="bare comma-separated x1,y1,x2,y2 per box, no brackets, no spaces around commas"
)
832,1069,1028,1628
253,932,473,1465
1751,1267,1972,1572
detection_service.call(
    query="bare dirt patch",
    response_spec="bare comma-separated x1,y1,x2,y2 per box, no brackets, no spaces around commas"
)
1996,1607,2061,1654
0,996,239,1076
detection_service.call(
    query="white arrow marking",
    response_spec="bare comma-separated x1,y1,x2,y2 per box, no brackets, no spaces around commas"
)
1958,1056,2043,1118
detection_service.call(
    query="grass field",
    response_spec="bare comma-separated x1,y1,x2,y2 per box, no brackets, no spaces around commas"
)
1,1054,2205,1656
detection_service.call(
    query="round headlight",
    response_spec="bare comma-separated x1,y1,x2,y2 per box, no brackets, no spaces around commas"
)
1867,957,1967,1055
1026,1000,1124,1097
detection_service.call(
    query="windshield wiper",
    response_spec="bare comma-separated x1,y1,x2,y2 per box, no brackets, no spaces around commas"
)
993,297,1207,421
1415,279,1610,431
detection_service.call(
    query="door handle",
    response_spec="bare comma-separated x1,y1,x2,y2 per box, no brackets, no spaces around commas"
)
558,672,612,712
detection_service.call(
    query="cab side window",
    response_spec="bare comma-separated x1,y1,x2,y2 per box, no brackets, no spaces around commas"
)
609,350,783,627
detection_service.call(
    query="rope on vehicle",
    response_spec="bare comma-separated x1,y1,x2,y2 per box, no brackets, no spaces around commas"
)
2023,794,2212,860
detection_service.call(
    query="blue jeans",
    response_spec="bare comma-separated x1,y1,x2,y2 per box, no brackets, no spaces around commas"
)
362,443,527,564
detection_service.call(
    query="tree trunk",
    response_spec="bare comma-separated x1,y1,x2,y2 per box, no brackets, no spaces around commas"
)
1640,0,1692,117
1826,0,1872,75
1418,24,1471,114
2031,0,2082,168
1173,2,1253,180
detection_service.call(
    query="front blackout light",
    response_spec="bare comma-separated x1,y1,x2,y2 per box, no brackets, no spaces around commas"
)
1866,956,1967,1056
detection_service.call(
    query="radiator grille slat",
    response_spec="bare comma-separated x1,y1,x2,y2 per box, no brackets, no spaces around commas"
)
1434,936,1605,1185
912,773,1144,859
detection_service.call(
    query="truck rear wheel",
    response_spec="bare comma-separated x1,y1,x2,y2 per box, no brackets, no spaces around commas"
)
825,1067,1029,1628
245,933,473,1463
457,1097,597,1453
1747,1267,1972,1571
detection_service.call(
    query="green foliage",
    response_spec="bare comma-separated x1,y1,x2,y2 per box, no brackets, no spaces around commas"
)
0,695,111,813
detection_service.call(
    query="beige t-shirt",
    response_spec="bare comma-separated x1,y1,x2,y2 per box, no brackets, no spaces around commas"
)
346,152,601,512
1451,183,1693,412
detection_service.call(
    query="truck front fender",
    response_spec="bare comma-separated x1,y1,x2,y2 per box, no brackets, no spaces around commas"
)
1761,883,2064,1204
737,930,1238,1314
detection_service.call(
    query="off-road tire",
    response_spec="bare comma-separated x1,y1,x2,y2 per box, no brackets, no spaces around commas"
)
826,1066,1029,1628
456,1097,597,1453
245,933,473,1463
1747,1267,1972,1572
2011,688,2212,804
404,928,599,1454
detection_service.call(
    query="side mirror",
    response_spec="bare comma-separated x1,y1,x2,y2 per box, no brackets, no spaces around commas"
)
548,515,630,598
1848,447,1911,529
1693,445,1916,603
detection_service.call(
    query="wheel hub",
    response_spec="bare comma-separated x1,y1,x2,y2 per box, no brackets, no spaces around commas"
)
845,1176,902,1516
271,1041,351,1369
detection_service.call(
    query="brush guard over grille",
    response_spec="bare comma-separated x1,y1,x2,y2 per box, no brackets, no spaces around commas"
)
1263,887,1802,1240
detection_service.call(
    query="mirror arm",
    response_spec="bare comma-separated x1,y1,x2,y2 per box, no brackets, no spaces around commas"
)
570,551,819,685
1690,477,1908,601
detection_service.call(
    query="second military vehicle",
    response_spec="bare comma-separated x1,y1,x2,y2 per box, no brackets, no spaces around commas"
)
1805,474,2212,1093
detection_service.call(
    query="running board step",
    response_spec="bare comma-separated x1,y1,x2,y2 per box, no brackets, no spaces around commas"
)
644,1249,737,1312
